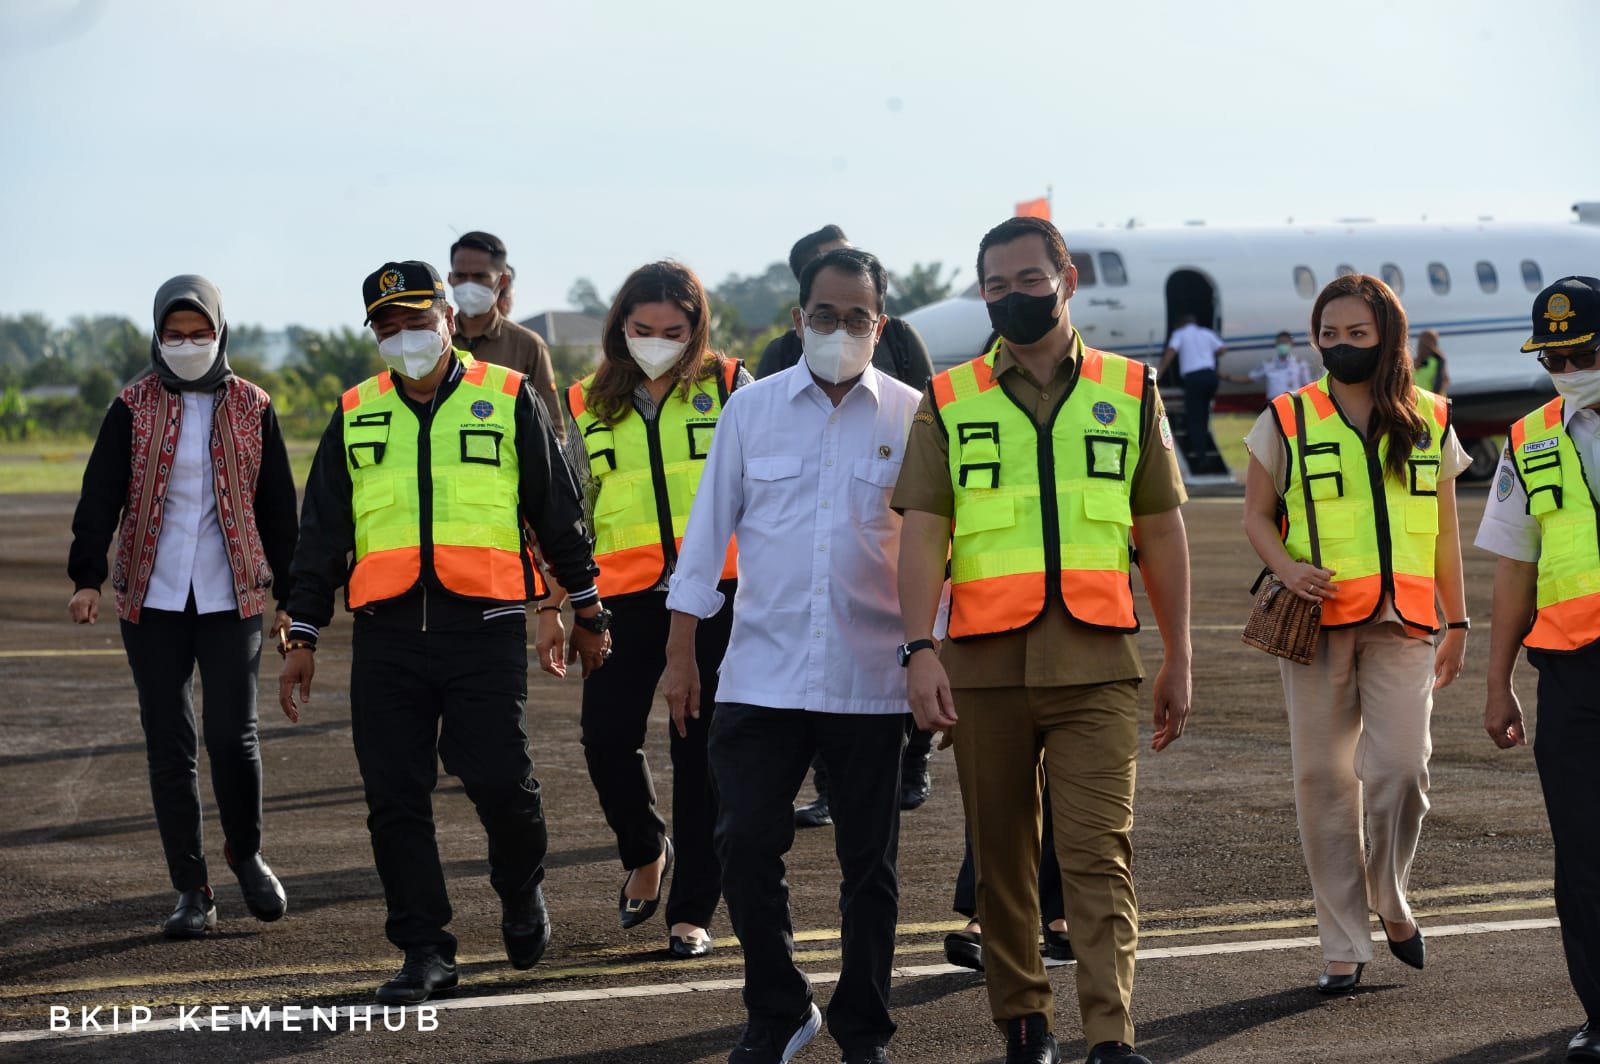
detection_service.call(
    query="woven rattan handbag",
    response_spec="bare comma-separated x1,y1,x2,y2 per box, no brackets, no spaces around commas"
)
1242,393,1322,665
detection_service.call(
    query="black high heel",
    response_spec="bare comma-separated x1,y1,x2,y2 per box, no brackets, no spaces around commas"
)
1385,919,1426,969
1316,962,1365,995
618,837,673,930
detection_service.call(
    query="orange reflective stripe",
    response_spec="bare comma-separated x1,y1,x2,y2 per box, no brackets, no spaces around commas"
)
948,572,1044,639
1431,395,1448,426
1392,572,1440,632
722,358,740,392
1510,418,1526,448
1081,349,1103,384
501,368,524,397
1527,591,1600,651
462,359,489,386
1303,384,1336,420
567,380,588,419
341,385,362,412
348,547,422,609
1060,569,1137,629
1320,573,1383,626
1270,392,1297,433
1120,354,1144,398
1545,399,1564,430
932,372,958,409
595,542,668,599
972,358,997,392
433,544,529,602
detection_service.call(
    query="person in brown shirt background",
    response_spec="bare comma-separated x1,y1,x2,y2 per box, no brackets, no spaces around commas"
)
448,230,564,438
894,217,1192,1064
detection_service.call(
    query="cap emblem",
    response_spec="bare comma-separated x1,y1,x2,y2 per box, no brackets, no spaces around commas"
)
379,270,405,296
1545,292,1574,334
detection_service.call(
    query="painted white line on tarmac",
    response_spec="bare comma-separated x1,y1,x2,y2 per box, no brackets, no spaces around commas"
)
0,916,1561,1045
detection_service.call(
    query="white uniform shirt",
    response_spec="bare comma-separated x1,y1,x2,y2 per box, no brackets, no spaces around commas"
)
1475,404,1600,563
1250,354,1314,400
1167,322,1226,376
144,390,237,614
666,364,919,715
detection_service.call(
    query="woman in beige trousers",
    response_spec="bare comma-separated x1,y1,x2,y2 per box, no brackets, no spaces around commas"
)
1242,274,1469,994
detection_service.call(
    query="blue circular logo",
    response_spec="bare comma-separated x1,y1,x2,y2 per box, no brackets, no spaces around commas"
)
692,392,714,414
471,399,494,420
1415,432,1430,451
1092,401,1117,425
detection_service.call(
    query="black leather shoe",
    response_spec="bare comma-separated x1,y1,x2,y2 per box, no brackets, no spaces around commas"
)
502,885,551,970
1316,962,1365,995
899,752,931,811
944,928,983,971
1086,1042,1152,1064
1005,1014,1059,1063
1385,920,1425,970
225,846,286,923
669,932,713,959
727,1002,821,1063
161,888,216,939
375,948,457,1004
842,1048,889,1063
1043,926,1073,962
794,794,832,828
619,838,673,930
1569,1022,1600,1061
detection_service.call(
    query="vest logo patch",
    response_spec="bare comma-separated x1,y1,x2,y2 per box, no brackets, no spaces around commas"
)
1159,414,1174,450
693,392,714,413
1496,467,1515,501
1092,401,1117,425
1415,433,1430,451
471,399,494,420
1523,437,1559,454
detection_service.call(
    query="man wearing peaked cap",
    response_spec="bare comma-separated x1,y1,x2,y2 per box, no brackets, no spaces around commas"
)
277,258,611,1004
1477,275,1600,1062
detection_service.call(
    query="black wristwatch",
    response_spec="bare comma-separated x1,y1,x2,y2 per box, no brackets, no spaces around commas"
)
897,639,937,667
572,607,613,634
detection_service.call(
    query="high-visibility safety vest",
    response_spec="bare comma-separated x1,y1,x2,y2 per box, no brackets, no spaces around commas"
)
341,354,542,609
1413,353,1444,394
566,359,741,599
1508,397,1600,652
931,341,1147,640
1270,377,1449,633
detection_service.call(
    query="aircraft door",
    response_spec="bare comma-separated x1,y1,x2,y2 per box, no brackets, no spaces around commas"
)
1165,269,1219,336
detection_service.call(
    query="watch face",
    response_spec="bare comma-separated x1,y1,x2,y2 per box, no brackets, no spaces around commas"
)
896,644,909,666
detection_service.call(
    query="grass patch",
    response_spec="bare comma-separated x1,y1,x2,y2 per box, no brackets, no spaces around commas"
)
0,442,320,495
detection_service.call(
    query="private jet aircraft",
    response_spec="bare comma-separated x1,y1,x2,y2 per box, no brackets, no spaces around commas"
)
903,202,1600,479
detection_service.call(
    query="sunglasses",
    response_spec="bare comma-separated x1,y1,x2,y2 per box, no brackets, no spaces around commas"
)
1536,347,1599,372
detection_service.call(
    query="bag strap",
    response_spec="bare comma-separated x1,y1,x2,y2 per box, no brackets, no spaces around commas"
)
1293,392,1321,570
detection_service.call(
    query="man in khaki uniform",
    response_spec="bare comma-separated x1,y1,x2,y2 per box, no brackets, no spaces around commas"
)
448,231,564,438
894,217,1192,1064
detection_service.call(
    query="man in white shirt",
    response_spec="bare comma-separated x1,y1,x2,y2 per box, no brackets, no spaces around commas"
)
1156,315,1228,473
663,248,918,1064
1226,330,1314,402
1476,276,1600,1062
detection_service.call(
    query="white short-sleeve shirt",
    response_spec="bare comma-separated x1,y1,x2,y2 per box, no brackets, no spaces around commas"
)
1475,405,1600,563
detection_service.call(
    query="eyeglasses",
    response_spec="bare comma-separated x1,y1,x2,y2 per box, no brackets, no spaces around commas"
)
159,329,217,347
1536,347,1599,373
802,310,880,338
982,274,1060,301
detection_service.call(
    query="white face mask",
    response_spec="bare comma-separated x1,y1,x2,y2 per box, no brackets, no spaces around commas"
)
625,336,686,380
802,327,875,385
162,340,219,382
1552,367,1600,411
452,282,497,317
378,328,446,380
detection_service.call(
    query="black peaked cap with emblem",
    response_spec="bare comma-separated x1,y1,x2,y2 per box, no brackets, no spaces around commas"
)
1521,275,1600,352
363,260,446,324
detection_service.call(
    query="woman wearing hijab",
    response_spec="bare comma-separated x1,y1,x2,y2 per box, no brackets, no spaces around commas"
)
558,261,746,958
67,275,300,938
1241,274,1469,994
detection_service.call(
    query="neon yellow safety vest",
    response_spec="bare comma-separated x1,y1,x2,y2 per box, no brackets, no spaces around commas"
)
341,353,539,608
1271,377,1449,633
930,340,1147,640
1508,397,1600,652
565,360,741,599
1413,353,1444,394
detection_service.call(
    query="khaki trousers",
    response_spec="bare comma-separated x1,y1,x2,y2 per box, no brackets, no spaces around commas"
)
1279,622,1434,963
952,682,1139,1047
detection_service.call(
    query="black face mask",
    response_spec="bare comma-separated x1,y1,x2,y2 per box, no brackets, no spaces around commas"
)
1320,343,1381,384
986,290,1060,347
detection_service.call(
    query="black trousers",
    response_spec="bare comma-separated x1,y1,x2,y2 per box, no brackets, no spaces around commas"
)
580,584,734,929
1180,368,1221,473
953,779,1064,924
709,703,906,1054
1531,643,1600,1022
350,619,546,954
120,603,265,892
808,723,931,800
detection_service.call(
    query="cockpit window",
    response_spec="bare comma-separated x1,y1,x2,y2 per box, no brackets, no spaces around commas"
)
1293,266,1316,298
1074,253,1098,287
1098,252,1128,286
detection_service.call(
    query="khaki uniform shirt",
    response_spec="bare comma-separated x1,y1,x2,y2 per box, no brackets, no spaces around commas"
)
454,311,563,439
890,331,1187,688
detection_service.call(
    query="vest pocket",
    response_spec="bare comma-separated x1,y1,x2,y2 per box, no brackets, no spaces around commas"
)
1405,499,1439,534
745,454,804,528
954,494,1015,535
353,478,395,517
1084,435,1130,481
849,458,902,525
1407,458,1440,496
1314,509,1357,540
592,478,634,517
1081,490,1132,526
459,429,503,466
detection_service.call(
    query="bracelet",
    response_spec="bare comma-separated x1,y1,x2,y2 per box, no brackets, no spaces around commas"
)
1445,619,1471,631
277,639,316,657
536,605,563,614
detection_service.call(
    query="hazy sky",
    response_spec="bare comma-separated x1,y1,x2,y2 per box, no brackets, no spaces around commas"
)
3,0,1598,331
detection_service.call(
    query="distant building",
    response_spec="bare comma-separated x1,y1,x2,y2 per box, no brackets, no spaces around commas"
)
522,310,605,367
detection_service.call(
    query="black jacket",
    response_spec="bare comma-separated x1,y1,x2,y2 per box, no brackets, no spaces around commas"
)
754,317,934,391
286,356,598,638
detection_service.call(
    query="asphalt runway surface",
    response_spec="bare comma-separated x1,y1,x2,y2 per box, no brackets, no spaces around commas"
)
0,489,1584,1062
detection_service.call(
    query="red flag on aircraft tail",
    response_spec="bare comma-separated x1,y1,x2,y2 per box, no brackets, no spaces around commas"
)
1015,196,1051,220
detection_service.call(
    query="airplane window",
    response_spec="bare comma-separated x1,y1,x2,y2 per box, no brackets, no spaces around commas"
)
1294,266,1316,298
1336,264,1356,277
1074,253,1098,287
1476,261,1498,293
1381,263,1405,294
1428,262,1451,295
1522,259,1543,292
1098,252,1128,287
